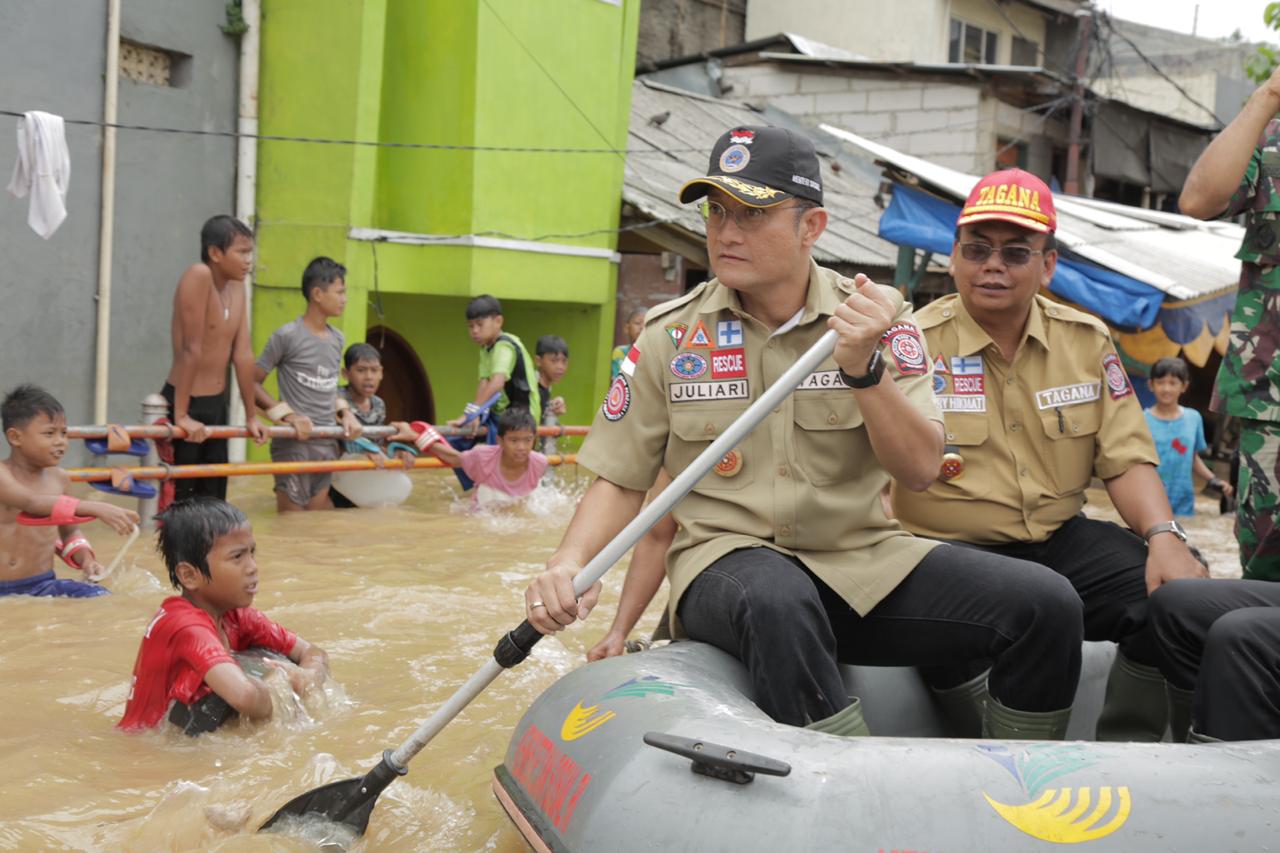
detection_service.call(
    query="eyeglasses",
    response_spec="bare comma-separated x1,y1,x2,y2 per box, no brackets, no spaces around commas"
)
699,200,805,232
958,242,1045,266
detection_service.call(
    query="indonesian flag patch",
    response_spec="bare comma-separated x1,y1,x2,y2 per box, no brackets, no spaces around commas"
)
880,323,928,375
1102,353,1132,399
619,344,640,377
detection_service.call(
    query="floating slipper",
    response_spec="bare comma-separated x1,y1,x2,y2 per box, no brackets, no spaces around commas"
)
386,442,419,458
90,480,158,499
84,437,151,457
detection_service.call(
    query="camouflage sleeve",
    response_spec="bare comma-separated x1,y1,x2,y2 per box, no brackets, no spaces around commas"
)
1221,139,1263,219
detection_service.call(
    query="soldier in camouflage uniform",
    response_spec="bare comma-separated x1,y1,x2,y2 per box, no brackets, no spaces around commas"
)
1182,69,1280,581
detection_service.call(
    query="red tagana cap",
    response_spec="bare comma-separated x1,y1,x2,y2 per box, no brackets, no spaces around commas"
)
957,168,1056,234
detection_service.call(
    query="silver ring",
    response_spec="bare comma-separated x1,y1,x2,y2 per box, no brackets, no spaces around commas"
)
530,601,546,609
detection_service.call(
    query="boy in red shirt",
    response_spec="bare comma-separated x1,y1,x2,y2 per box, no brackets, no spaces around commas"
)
118,497,329,734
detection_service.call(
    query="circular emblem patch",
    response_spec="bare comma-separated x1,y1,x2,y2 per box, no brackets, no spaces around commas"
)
933,374,946,394
1104,358,1130,398
714,449,743,478
939,452,964,481
719,144,751,173
602,374,631,422
670,352,707,380
888,330,925,372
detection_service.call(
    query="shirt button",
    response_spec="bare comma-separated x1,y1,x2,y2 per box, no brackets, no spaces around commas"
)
767,340,777,349
1007,377,1015,385
946,433,955,441
704,423,716,435
942,309,953,318
773,407,781,414
780,525,792,536
1010,423,1021,431
777,465,789,477
826,412,838,425
1019,468,1028,477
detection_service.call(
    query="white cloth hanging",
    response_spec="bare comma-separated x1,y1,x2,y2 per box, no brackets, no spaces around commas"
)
7,111,71,239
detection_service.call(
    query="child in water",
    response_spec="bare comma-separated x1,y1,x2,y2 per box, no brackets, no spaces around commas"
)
412,407,547,508
1144,356,1232,516
118,497,329,734
0,384,139,598
330,342,418,508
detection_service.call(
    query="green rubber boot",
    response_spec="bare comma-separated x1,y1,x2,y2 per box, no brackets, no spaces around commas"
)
931,669,988,738
1096,653,1169,742
1166,684,1195,744
982,694,1071,741
806,698,871,737
1188,728,1222,744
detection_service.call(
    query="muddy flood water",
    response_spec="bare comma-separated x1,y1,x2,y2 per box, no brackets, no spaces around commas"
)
0,467,1240,851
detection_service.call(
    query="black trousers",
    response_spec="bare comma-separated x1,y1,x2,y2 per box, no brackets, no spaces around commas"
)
941,515,1158,667
160,383,229,501
1149,578,1280,740
676,543,1083,727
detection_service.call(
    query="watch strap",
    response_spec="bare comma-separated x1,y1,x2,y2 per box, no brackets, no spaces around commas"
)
1143,521,1187,543
839,349,884,389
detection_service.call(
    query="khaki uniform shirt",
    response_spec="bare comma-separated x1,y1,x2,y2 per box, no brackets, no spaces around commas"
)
892,293,1158,545
579,261,942,634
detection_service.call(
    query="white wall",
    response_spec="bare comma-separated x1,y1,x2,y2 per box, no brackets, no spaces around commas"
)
746,0,950,62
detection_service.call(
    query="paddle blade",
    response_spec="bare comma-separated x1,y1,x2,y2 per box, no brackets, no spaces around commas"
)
260,750,406,840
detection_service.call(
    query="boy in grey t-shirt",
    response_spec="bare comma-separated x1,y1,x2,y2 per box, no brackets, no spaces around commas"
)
254,257,362,512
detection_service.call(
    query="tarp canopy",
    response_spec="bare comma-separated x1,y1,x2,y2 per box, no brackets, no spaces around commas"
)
880,185,1165,328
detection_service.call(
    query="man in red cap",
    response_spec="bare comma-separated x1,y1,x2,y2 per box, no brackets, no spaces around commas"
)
893,168,1208,741
523,129,1085,741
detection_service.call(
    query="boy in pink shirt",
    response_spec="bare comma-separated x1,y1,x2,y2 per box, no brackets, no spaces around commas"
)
414,408,547,507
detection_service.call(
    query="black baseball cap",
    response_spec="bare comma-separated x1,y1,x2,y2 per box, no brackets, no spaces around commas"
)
679,126,824,208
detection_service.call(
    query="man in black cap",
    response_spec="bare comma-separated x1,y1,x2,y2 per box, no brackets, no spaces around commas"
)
524,126,1084,739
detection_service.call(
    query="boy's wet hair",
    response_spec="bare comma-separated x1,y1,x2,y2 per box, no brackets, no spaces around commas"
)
497,407,537,436
301,257,346,300
344,342,382,370
200,215,253,263
536,334,569,357
1150,356,1191,384
1,384,64,432
466,294,503,320
156,497,248,588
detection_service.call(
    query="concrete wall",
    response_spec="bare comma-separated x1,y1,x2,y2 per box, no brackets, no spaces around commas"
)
637,0,746,69
0,0,237,433
746,0,948,62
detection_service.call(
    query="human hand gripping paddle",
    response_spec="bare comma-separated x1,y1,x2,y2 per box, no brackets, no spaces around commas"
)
259,329,841,841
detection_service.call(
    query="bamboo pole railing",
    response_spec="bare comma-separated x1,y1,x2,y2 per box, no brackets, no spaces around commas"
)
68,424,590,441
67,454,578,482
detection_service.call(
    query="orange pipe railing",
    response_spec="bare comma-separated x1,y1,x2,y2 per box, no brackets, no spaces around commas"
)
67,424,590,440
67,454,578,482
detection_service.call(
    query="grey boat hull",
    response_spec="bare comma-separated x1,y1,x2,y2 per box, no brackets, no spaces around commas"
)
494,641,1280,852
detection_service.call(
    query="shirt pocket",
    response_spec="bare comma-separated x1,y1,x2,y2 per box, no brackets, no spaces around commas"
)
1037,403,1102,495
793,394,866,486
940,415,991,498
669,406,756,491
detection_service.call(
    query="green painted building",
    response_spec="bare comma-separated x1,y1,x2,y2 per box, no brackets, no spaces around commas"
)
252,0,640,449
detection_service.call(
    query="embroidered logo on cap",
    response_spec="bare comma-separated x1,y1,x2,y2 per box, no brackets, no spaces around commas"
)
729,129,755,145
719,144,750,173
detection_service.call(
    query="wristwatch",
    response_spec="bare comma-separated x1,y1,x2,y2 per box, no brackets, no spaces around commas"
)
839,349,885,389
1143,520,1188,543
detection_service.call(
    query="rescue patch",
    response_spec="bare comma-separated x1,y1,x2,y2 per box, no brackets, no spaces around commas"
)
933,374,947,394
602,374,631,421
710,347,747,379
1036,382,1100,410
953,375,985,395
685,319,713,349
951,355,984,375
933,355,949,374
717,319,744,347
669,379,749,403
669,352,707,380
880,323,927,375
1102,354,1132,399
665,323,688,349
719,144,750,173
619,344,640,377
797,370,843,390
936,395,987,413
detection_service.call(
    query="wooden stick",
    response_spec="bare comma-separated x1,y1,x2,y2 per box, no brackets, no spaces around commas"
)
67,455,578,482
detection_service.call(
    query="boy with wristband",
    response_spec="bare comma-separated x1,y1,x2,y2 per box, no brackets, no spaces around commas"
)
0,385,139,597
254,257,362,512
118,497,329,733
413,408,548,508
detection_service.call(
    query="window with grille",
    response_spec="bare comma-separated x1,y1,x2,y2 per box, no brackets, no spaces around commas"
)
949,18,998,65
118,40,189,87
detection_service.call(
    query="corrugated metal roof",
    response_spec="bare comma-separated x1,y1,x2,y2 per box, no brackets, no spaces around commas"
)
624,79,901,269
821,123,1243,300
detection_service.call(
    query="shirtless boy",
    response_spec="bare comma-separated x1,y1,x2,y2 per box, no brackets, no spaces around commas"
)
161,215,268,501
0,385,139,598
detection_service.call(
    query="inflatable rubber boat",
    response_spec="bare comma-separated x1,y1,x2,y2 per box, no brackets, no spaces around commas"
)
493,641,1280,852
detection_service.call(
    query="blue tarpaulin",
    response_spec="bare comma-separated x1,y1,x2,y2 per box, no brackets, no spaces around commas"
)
879,185,1166,329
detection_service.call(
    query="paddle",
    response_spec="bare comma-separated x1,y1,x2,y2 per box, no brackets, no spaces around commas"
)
259,329,841,840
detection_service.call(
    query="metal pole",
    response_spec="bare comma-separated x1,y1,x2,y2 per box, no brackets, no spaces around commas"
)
138,394,168,525
1064,10,1092,196
93,0,122,422
229,0,261,463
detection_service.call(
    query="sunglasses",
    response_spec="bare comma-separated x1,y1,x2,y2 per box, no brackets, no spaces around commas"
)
957,242,1046,266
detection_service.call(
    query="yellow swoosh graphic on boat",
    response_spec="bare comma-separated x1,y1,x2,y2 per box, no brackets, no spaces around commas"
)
985,786,1131,843
560,702,616,741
